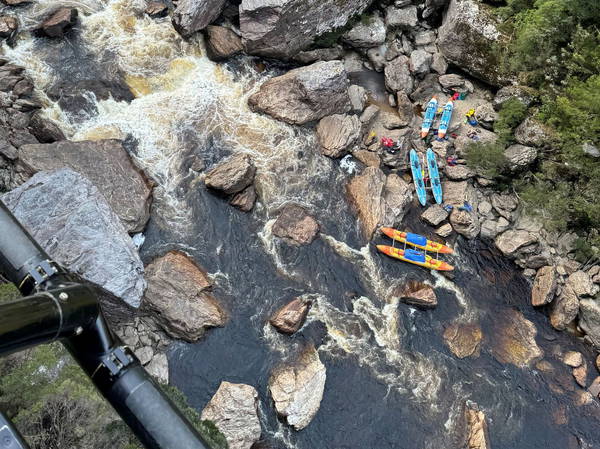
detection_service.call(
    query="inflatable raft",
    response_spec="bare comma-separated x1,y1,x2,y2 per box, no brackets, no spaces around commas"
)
421,97,438,138
377,245,454,271
410,149,427,206
438,101,454,139
380,228,453,254
426,148,443,204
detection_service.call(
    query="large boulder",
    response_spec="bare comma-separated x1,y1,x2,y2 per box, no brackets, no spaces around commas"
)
269,346,326,430
550,285,579,331
490,309,543,367
142,251,226,341
566,270,595,298
531,266,557,307
269,297,311,334
342,16,386,48
172,0,227,37
579,298,600,348
493,85,537,109
16,139,152,233
272,204,320,245
201,382,261,449
2,168,146,308
450,209,480,239
514,116,554,148
240,0,372,59
443,323,482,358
0,15,17,39
495,230,537,257
384,56,414,94
316,114,361,158
399,281,437,308
248,61,350,125
347,168,412,240
504,144,537,171
437,0,510,86
410,50,433,77
38,7,78,38
205,25,244,61
421,204,449,226
385,5,418,28
205,154,256,195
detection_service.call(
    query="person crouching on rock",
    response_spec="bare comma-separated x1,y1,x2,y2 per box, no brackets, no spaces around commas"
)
380,137,400,154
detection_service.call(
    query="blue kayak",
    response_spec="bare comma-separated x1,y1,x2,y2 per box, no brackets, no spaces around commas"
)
420,97,438,138
438,101,454,138
426,148,443,204
410,149,427,206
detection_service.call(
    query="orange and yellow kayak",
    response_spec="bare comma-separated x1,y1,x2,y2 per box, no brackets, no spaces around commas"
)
380,227,453,254
377,245,454,271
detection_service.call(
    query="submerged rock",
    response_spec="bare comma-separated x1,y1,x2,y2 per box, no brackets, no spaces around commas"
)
531,266,557,306
269,297,312,334
490,309,543,367
201,382,261,449
16,139,152,233
39,7,78,38
316,114,361,158
248,61,350,125
465,403,491,449
205,153,256,195
269,346,326,430
437,0,510,86
205,25,243,61
2,168,146,308
272,204,320,245
239,0,371,59
142,251,226,341
172,0,226,37
443,322,483,358
399,281,437,308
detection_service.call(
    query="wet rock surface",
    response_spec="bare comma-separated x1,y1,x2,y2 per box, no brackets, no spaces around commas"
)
2,168,146,308
205,25,243,60
38,7,78,38
270,297,312,334
272,204,320,245
142,251,227,341
399,281,437,308
248,61,350,125
465,403,491,449
205,154,256,195
531,266,557,306
16,139,152,233
201,381,261,449
269,346,326,430
172,0,227,37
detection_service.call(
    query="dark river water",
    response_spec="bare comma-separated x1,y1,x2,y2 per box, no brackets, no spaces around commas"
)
4,1,600,447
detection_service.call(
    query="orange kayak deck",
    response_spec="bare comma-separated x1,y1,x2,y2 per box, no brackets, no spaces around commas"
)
377,245,454,271
380,227,453,254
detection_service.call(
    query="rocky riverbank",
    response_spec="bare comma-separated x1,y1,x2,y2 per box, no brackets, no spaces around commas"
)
1,0,600,447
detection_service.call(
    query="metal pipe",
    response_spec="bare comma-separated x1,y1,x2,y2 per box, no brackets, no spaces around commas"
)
0,284,99,356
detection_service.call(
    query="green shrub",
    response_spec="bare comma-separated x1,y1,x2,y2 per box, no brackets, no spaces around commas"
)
494,98,528,145
465,141,510,180
0,282,20,303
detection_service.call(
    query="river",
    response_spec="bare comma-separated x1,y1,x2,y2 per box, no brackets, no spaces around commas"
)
3,0,600,447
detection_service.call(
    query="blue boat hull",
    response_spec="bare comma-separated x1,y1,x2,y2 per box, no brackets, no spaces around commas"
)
426,148,443,204
410,149,427,206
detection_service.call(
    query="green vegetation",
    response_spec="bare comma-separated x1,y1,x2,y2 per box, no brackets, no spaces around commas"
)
477,0,600,259
465,141,509,181
0,282,20,303
0,343,228,449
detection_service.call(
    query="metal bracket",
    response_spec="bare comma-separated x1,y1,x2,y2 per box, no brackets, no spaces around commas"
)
101,347,133,376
